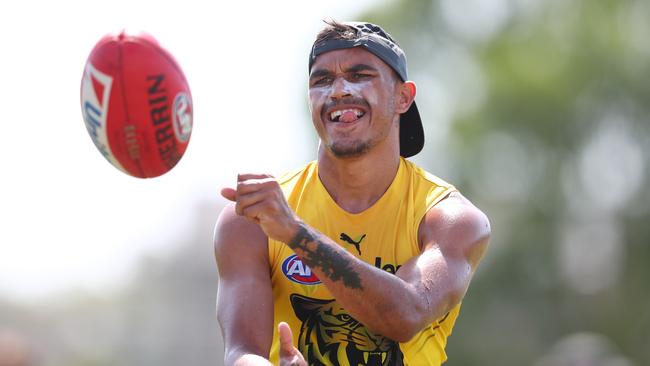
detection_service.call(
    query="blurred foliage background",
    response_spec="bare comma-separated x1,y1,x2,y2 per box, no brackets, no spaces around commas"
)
362,0,650,365
2,0,649,365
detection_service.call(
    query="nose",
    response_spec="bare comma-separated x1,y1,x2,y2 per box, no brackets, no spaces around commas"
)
330,76,352,100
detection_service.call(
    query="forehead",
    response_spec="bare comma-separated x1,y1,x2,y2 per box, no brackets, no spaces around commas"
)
310,47,393,73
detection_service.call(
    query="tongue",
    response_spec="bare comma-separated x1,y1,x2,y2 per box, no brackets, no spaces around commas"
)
339,111,359,123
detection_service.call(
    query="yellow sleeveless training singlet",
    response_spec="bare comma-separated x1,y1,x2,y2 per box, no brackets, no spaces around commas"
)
268,158,461,366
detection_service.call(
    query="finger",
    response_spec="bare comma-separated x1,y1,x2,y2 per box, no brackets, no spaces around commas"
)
278,322,295,355
220,187,236,201
234,189,269,216
239,200,274,222
237,173,273,182
237,177,278,196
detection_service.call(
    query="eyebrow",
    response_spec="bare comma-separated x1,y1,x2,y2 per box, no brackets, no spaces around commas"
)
309,63,379,80
346,64,378,73
309,69,331,80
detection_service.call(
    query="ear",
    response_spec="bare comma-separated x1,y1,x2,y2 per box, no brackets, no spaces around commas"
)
395,81,416,114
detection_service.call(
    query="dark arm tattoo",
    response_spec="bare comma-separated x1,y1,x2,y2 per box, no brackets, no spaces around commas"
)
288,223,363,290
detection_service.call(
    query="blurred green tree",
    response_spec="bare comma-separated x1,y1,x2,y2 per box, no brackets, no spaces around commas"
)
362,0,650,364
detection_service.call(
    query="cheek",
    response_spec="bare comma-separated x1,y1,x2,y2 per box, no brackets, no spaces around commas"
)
375,84,399,114
308,90,326,114
363,79,391,107
365,90,379,107
362,89,383,114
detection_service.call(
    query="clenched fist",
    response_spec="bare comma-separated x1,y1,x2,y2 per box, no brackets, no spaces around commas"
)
221,174,301,244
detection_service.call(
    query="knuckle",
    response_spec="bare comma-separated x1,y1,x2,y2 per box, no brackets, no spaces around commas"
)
258,200,271,211
256,178,276,191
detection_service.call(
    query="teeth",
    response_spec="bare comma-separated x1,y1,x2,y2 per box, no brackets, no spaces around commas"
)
330,108,364,121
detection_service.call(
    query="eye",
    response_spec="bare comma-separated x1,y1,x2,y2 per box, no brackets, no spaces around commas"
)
351,73,371,80
336,314,352,322
311,76,332,86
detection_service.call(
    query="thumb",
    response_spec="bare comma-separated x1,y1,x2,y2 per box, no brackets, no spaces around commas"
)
278,322,295,356
221,187,236,201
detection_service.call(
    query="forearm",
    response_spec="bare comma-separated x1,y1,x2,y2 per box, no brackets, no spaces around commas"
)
288,222,433,341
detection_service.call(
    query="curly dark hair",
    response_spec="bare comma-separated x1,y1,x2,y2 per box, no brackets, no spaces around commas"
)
313,19,359,45
313,19,402,48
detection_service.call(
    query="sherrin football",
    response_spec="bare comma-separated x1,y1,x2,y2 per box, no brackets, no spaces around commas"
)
80,31,193,178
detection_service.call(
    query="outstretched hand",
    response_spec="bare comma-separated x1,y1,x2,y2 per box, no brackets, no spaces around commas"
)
222,174,300,244
278,322,306,366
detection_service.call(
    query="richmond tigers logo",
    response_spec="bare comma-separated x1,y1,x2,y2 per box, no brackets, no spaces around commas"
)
290,294,403,366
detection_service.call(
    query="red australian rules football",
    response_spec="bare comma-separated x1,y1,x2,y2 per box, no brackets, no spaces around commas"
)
80,31,193,178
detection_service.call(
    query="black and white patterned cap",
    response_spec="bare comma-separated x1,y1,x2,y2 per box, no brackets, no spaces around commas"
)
309,22,424,158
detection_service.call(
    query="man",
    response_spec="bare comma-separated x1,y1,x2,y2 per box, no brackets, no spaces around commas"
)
214,20,490,366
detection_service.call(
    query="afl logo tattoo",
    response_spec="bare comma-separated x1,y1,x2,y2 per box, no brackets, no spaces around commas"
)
282,254,321,285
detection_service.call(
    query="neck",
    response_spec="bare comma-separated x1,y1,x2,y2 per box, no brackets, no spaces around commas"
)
317,142,401,214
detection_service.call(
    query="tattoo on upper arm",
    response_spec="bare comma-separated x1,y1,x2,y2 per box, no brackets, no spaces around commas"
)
289,224,363,290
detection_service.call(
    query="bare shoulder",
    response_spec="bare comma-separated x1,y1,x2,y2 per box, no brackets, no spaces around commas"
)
418,192,491,267
214,202,269,272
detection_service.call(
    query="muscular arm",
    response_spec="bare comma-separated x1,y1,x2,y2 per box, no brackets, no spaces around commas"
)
225,175,490,343
214,203,274,366
287,192,490,342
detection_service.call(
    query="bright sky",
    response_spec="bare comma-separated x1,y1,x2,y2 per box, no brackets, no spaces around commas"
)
0,0,377,301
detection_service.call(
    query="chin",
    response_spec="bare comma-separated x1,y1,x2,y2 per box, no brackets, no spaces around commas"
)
328,140,372,158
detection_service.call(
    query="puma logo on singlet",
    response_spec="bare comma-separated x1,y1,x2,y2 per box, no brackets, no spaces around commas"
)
339,233,366,255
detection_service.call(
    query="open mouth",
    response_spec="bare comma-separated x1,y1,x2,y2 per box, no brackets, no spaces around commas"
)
347,348,390,365
363,351,388,364
329,108,366,123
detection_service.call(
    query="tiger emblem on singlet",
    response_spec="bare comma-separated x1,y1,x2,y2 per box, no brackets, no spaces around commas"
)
290,294,404,366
